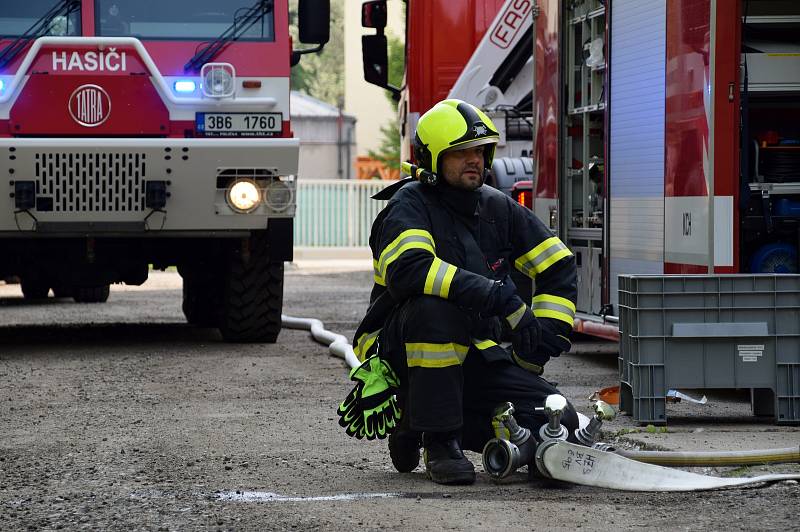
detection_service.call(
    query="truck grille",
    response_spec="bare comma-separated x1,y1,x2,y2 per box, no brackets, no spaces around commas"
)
35,152,147,212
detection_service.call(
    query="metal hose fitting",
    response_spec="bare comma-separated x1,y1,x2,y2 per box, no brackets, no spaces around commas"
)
538,394,569,442
482,402,537,479
574,400,616,446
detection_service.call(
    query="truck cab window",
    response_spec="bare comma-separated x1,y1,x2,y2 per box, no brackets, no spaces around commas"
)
95,0,275,40
0,0,81,37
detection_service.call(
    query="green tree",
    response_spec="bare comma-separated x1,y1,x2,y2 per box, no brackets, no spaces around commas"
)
289,0,345,107
369,122,401,173
368,34,405,172
383,33,405,105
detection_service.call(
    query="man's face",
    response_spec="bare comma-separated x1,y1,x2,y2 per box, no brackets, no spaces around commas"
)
439,145,486,191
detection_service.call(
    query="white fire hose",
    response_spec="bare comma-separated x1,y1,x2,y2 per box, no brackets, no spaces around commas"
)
536,440,800,492
281,314,360,369
282,314,800,491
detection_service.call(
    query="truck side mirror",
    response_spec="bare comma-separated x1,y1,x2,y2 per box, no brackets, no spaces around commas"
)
360,3,400,100
362,0,387,29
298,0,330,45
292,0,330,66
362,34,389,87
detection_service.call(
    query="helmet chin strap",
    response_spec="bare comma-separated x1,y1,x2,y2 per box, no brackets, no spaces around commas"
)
479,168,490,186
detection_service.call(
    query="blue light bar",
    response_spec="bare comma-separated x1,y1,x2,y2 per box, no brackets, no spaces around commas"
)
174,80,196,93
0,79,5,92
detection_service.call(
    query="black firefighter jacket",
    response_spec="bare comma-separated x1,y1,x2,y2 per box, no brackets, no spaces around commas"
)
353,179,578,373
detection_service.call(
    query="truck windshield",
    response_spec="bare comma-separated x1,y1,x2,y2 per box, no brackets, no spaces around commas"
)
0,0,81,37
95,0,275,41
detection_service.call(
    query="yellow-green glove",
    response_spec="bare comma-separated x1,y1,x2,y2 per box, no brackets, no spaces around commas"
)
337,355,401,440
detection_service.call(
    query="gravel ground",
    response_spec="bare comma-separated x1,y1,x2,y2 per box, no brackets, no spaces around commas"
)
0,263,798,531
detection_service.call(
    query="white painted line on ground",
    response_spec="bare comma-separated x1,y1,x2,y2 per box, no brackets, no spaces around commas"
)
216,490,400,502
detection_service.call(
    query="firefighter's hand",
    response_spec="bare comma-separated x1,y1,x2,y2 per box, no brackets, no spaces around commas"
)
539,321,572,357
487,276,524,319
509,308,545,372
488,277,547,374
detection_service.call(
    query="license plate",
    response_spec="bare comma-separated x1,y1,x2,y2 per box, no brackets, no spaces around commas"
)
196,112,282,137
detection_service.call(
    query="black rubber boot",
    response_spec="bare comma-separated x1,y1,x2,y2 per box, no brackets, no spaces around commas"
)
388,428,422,472
422,431,476,485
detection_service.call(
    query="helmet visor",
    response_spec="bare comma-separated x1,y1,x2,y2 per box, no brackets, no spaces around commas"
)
442,137,498,155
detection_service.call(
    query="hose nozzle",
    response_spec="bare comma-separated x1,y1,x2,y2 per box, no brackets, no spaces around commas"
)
537,394,569,442
574,400,616,446
482,402,536,479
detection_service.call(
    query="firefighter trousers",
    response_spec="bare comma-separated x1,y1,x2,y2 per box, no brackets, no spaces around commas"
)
380,295,578,453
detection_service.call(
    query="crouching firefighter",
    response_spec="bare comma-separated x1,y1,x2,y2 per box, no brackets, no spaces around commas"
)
337,99,579,485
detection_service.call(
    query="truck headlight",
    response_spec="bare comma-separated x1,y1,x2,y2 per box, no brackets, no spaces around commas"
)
202,63,236,98
227,180,261,213
264,180,294,212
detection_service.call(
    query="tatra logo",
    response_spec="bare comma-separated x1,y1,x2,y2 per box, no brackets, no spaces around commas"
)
52,49,128,72
69,84,111,127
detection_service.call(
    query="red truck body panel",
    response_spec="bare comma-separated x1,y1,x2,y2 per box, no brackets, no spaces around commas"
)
711,0,742,275
0,0,293,139
405,0,507,117
532,0,560,201
663,0,742,274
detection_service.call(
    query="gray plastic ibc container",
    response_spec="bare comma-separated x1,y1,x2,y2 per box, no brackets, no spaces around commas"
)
618,274,800,425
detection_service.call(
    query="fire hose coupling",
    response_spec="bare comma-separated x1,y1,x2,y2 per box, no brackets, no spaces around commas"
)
536,394,569,442
482,402,537,480
573,400,616,447
533,439,562,479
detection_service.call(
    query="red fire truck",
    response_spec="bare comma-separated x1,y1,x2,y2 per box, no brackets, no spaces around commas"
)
362,0,800,340
0,0,330,342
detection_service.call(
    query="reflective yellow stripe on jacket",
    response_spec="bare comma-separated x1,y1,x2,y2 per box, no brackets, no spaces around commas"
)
423,257,457,299
532,294,576,326
373,259,385,286
514,236,573,278
354,329,381,362
512,350,544,375
505,302,528,329
406,342,469,368
472,338,498,350
374,229,435,285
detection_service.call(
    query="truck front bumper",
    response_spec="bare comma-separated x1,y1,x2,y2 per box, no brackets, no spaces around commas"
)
0,137,299,235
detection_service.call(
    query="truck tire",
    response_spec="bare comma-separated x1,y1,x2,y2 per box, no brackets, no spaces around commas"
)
51,285,72,298
182,275,222,327
73,285,110,303
219,235,284,343
21,280,49,300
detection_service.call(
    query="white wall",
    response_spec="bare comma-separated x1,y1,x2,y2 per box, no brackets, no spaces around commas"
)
293,117,357,179
343,0,404,157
